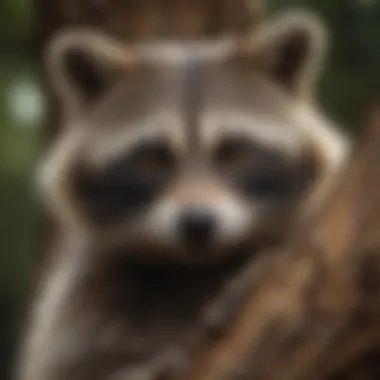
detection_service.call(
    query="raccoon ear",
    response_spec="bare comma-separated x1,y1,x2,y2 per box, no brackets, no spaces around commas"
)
45,28,134,120
257,11,327,98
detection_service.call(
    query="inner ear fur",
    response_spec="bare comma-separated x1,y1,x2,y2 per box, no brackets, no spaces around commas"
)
253,11,328,98
45,28,135,120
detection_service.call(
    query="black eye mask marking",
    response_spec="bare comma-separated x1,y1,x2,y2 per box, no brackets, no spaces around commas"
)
214,136,316,201
73,141,175,225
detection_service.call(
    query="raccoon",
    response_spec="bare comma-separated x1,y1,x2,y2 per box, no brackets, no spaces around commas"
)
17,11,349,380
40,12,347,259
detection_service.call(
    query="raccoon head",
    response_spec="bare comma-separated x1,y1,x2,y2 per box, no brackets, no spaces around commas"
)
39,12,348,260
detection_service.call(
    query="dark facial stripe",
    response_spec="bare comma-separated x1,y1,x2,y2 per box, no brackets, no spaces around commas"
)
181,59,204,153
73,141,175,225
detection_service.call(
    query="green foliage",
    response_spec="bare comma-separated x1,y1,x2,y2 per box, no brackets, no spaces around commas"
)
0,0,32,43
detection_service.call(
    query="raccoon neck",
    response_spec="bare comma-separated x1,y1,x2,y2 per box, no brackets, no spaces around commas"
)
100,248,252,310
66,240,280,361
89,243,269,329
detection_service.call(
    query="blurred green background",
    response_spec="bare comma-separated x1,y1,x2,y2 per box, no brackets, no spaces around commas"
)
1,0,380,379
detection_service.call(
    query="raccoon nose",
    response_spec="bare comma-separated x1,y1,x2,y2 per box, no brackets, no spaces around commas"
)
179,209,216,247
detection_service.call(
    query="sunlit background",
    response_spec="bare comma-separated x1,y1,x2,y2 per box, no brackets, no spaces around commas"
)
1,0,380,378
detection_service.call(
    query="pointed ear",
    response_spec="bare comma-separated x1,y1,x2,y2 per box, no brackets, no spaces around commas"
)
256,11,327,98
45,28,135,120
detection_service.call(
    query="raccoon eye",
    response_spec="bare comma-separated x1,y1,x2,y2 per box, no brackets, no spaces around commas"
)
131,142,174,175
214,138,252,170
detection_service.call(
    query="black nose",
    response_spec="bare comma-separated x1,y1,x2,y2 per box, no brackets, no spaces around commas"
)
179,208,216,247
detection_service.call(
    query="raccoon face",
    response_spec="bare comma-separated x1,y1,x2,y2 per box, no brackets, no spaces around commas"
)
71,115,311,258
40,12,347,259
